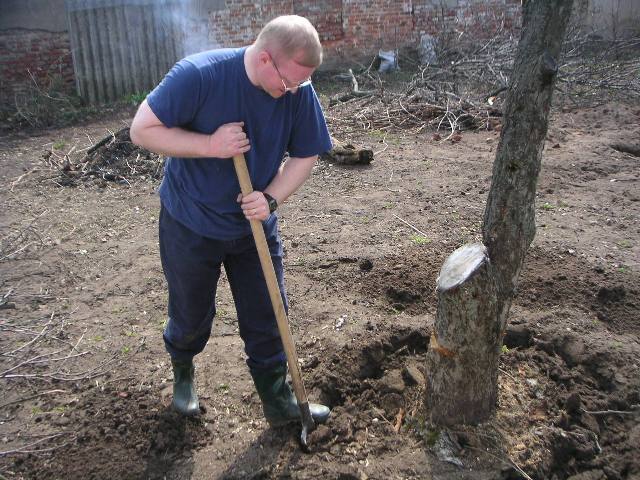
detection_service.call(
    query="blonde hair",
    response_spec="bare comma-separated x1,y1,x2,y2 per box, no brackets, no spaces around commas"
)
255,15,323,68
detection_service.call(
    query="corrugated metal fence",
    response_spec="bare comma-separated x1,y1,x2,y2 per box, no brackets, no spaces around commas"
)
65,0,184,103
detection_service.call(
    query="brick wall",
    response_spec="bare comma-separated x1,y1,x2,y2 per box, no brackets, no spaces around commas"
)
0,0,521,101
414,0,521,36
0,29,75,100
206,0,521,66
208,0,294,47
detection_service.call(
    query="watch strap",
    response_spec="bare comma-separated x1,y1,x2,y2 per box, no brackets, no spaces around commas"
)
263,192,278,213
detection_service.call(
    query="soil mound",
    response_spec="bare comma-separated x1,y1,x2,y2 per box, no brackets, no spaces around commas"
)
12,384,210,480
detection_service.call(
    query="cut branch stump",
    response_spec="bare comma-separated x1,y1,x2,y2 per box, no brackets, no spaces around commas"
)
426,243,499,426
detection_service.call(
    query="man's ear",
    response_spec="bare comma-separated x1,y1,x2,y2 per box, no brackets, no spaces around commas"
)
257,50,271,66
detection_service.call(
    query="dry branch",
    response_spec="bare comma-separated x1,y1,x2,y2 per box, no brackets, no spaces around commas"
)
0,311,119,386
0,432,74,457
0,212,47,262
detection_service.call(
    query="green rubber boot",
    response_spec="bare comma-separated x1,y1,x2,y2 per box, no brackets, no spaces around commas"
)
250,364,330,427
171,360,200,416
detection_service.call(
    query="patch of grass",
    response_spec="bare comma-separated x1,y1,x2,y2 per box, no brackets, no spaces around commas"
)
411,234,431,245
368,129,400,145
216,383,229,393
368,129,387,138
92,335,104,342
541,202,555,211
289,257,306,267
121,346,131,354
501,344,510,354
53,140,66,150
617,239,633,248
424,428,440,447
126,91,149,106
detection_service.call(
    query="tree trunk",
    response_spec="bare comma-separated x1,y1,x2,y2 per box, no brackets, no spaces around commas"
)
426,0,573,425
483,0,574,332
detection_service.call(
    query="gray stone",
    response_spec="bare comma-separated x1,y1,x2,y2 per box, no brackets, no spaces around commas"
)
403,363,425,386
380,369,405,393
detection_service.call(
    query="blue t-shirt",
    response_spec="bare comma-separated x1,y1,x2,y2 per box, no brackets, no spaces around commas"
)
147,47,332,240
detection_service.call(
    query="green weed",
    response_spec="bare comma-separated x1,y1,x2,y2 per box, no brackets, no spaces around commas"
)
411,234,431,245
425,428,440,447
127,91,148,106
368,129,387,138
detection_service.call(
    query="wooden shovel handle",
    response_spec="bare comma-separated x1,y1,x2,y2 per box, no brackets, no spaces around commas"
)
232,154,309,405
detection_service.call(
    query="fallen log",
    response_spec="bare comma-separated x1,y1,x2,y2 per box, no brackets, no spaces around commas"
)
611,143,640,157
320,143,374,166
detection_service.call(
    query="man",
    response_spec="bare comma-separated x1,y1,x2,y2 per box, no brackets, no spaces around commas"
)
130,15,332,425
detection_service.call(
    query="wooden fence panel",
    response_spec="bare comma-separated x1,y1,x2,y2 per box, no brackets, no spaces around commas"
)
65,0,182,103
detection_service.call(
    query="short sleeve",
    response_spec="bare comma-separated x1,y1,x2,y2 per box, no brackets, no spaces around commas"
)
146,60,203,129
287,86,333,158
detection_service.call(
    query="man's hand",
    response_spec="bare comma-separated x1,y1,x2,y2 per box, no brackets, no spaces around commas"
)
209,122,250,158
237,191,272,222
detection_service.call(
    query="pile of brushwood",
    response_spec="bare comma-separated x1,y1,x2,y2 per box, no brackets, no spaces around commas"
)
43,128,163,187
325,29,640,140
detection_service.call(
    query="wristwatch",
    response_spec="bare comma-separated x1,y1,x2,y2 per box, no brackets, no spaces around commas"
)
263,192,278,214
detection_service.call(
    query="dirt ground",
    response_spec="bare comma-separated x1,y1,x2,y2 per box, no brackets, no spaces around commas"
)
1,91,639,480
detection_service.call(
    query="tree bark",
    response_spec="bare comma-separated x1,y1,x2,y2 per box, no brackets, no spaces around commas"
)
426,244,499,426
426,0,573,425
483,0,574,333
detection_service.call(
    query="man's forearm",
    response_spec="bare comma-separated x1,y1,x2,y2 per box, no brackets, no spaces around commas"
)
131,123,211,158
265,155,317,205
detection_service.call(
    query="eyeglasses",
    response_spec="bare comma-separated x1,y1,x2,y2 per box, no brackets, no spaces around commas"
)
270,56,312,93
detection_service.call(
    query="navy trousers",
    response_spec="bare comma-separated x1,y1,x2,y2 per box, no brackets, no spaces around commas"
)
158,205,288,370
